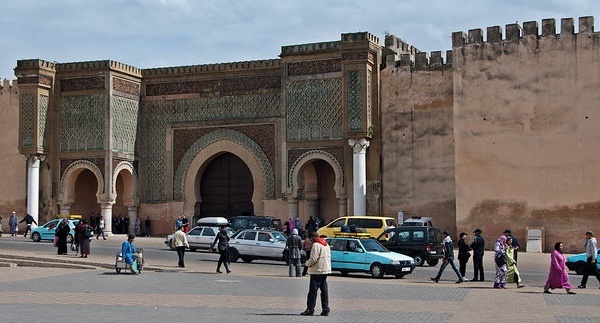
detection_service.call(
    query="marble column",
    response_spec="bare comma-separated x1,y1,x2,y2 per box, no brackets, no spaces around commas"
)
26,155,44,224
348,138,369,216
101,202,114,235
127,205,138,235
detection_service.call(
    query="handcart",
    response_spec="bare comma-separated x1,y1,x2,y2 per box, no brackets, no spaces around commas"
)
115,248,144,274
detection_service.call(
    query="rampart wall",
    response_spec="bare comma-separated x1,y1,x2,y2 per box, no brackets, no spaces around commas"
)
0,80,26,218
453,16,600,252
381,36,456,231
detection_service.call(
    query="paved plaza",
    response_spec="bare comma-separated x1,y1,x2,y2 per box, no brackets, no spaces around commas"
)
1,237,600,322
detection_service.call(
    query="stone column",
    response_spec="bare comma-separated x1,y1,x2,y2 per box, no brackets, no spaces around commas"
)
26,155,44,224
307,199,319,219
127,205,138,235
101,202,114,235
348,138,369,216
287,198,299,221
338,196,348,217
59,204,71,217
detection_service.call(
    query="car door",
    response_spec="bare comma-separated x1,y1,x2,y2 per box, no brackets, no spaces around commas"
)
199,227,217,250
186,227,203,249
41,220,59,240
343,239,368,271
257,231,277,257
327,239,347,270
231,230,257,256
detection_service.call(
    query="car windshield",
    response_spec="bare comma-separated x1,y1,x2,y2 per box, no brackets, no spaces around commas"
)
360,239,388,252
271,231,286,242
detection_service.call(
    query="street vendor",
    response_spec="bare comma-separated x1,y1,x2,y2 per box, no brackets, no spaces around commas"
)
121,233,140,274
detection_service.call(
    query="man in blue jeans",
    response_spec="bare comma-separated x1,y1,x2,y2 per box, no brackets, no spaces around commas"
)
431,231,468,284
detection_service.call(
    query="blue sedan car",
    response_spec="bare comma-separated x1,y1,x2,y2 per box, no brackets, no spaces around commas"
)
326,237,415,278
31,219,78,243
566,250,600,274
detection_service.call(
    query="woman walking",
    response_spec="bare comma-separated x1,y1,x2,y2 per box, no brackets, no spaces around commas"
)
506,236,524,288
78,219,91,258
544,242,576,294
55,219,70,255
493,235,508,288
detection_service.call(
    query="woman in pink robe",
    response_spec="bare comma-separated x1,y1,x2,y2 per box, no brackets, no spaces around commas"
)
544,242,575,294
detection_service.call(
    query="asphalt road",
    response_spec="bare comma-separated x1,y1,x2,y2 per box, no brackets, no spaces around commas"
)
0,235,568,288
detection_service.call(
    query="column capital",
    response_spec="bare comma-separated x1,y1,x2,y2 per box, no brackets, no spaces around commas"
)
348,138,370,154
24,154,46,163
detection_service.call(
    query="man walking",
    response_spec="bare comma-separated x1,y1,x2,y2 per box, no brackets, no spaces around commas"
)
19,213,37,238
9,211,18,236
471,228,485,281
210,225,231,274
578,230,600,289
301,231,331,316
431,231,467,283
173,226,188,268
287,228,302,277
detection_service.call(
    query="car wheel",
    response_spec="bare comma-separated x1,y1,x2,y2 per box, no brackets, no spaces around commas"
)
228,248,239,262
32,232,41,242
116,268,121,274
412,254,424,266
395,274,406,279
241,256,253,263
575,261,586,275
66,234,73,243
427,259,439,266
370,263,384,278
340,270,349,276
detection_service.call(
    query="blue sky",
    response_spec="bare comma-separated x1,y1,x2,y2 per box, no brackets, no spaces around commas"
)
0,0,597,79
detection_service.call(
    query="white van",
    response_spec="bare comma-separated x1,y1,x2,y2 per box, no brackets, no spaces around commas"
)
196,217,229,227
401,216,435,227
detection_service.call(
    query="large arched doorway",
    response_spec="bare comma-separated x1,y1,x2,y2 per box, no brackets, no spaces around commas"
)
197,152,254,219
68,169,99,217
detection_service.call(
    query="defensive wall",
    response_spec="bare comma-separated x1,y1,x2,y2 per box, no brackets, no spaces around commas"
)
0,80,26,216
452,17,600,252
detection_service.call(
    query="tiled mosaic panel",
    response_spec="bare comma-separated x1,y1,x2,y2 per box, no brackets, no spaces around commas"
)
144,93,281,202
348,70,364,131
111,96,139,154
39,95,48,148
173,128,275,200
60,94,105,151
366,70,372,132
285,78,342,141
21,93,35,147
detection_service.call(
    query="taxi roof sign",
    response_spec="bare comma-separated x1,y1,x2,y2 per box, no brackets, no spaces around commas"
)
58,214,83,219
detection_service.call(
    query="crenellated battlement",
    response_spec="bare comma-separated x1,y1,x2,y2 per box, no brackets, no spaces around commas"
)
383,34,452,71
142,59,281,76
281,41,340,56
58,60,142,76
16,59,57,71
452,16,596,47
0,79,15,91
341,32,379,44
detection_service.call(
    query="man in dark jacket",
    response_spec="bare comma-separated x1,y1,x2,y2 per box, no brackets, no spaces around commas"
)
431,231,467,283
470,228,485,281
19,213,37,238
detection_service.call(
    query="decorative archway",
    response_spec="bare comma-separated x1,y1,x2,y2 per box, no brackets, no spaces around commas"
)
112,161,137,206
59,160,104,205
175,129,274,217
288,150,344,198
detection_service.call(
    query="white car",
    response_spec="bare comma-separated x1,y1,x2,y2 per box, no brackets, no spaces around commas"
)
165,226,234,252
228,229,287,263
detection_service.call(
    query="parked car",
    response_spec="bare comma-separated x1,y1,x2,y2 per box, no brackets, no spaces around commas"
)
165,226,234,252
401,216,435,227
376,226,443,266
31,218,79,243
326,237,415,278
229,216,282,232
228,229,287,263
316,216,397,239
566,250,600,274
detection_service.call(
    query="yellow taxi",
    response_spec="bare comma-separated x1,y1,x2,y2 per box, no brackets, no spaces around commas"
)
317,216,397,239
